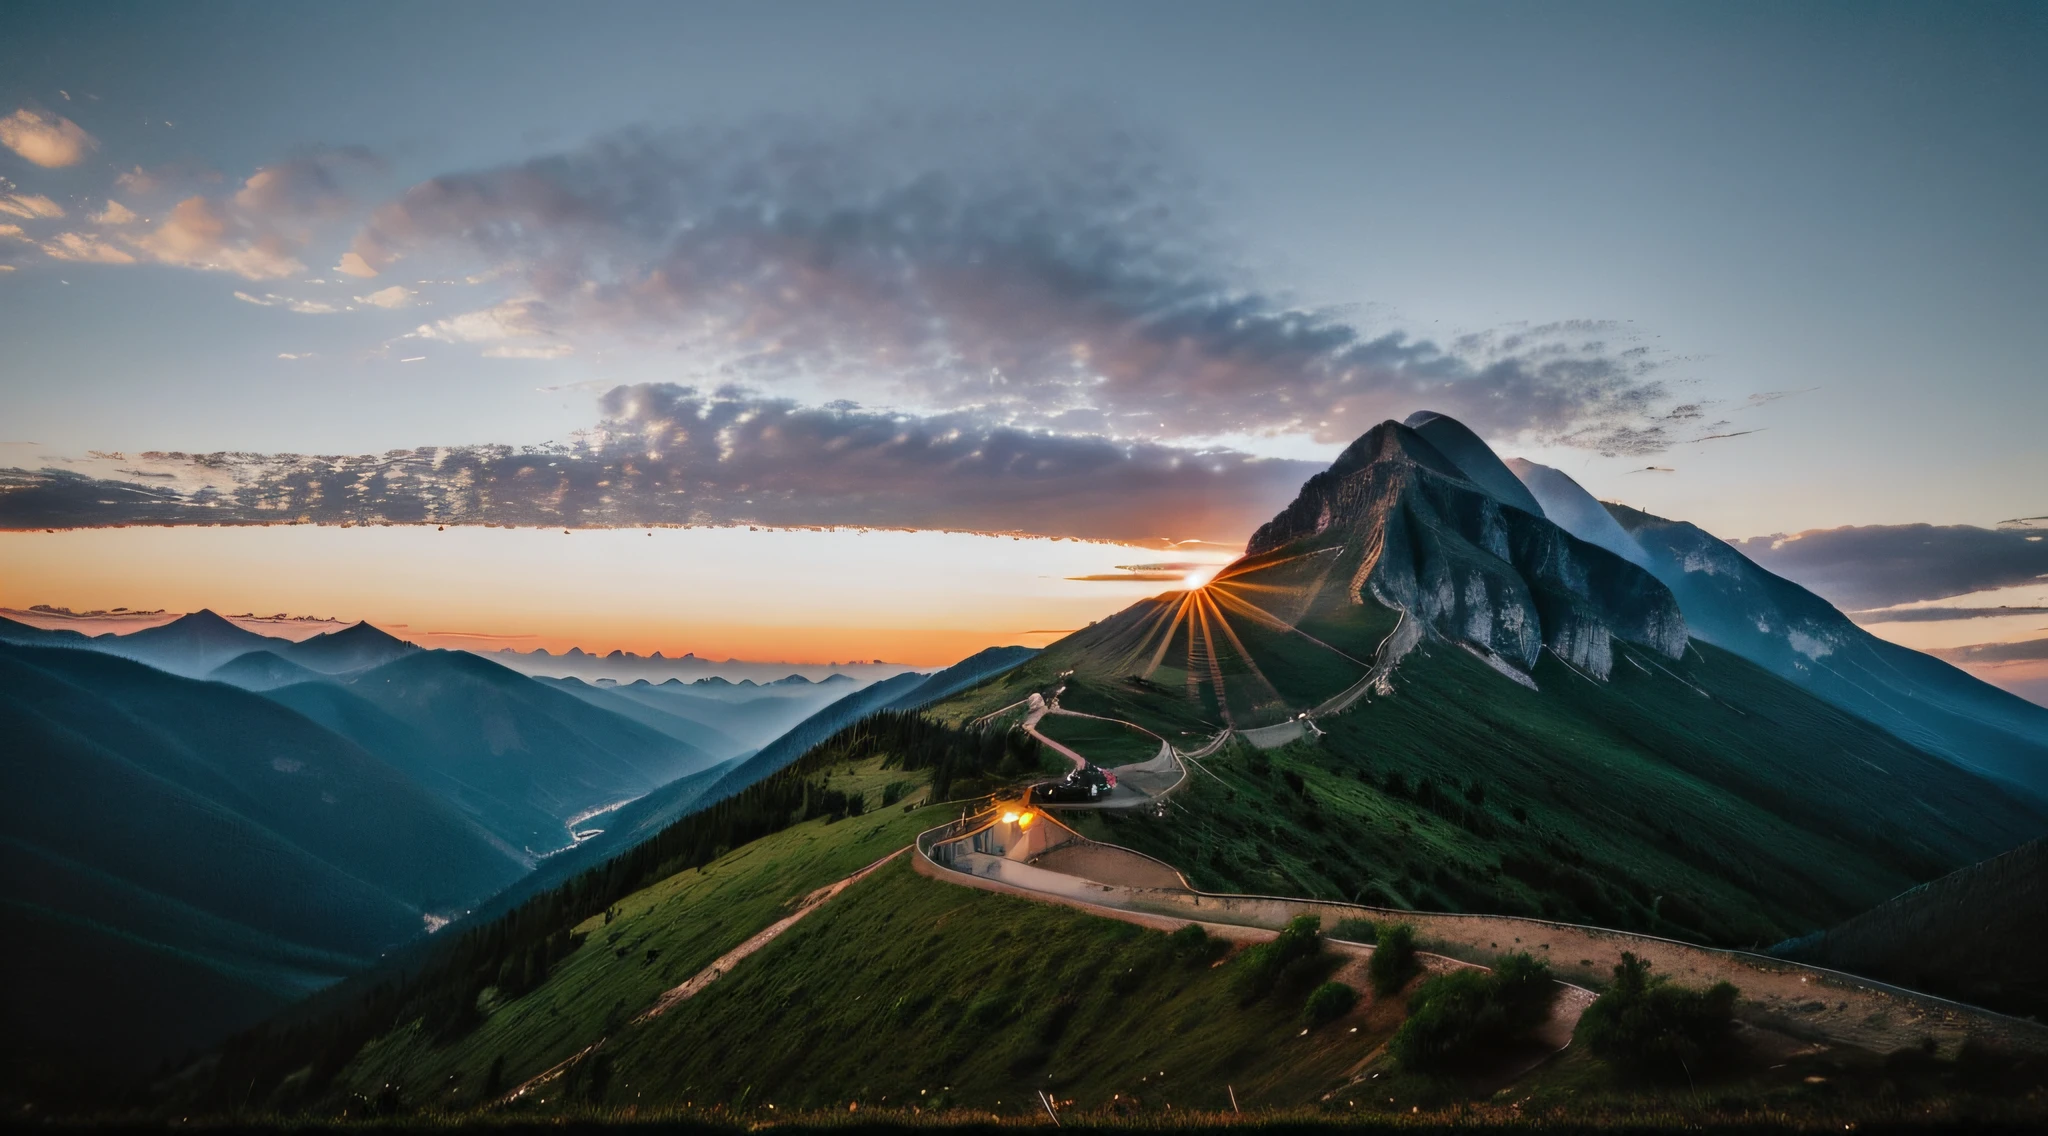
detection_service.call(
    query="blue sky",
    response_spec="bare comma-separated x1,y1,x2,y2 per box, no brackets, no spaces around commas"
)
2,1,2045,599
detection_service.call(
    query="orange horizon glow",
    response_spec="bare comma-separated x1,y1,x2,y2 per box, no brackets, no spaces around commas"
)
0,524,1238,667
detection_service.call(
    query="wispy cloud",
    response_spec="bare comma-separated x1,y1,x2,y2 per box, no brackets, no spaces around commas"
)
40,231,135,264
13,146,383,281
344,108,1680,454
355,284,416,308
0,107,98,168
0,193,66,220
233,290,339,314
411,298,553,344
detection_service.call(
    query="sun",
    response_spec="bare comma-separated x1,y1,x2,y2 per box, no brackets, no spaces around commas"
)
1183,570,1208,590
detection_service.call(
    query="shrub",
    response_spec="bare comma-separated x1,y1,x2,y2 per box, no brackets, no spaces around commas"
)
1304,981,1358,1026
1577,952,1738,1081
881,780,912,807
1368,922,1419,996
1388,953,1557,1071
1235,915,1326,1003
1169,923,1224,964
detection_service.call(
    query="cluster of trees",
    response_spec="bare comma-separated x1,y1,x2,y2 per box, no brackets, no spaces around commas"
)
1234,915,1335,1006
188,710,1038,1112
1577,952,1738,1081
1388,953,1558,1071
861,709,1048,799
1367,922,1419,996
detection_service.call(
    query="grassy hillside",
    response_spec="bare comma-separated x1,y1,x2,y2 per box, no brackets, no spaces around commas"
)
175,712,1044,1114
324,788,952,1112
447,860,1389,1115
1034,711,1163,765
1058,634,2047,948
1778,837,2048,1018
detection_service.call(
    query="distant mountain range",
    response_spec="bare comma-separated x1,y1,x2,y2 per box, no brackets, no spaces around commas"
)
484,644,918,686
0,609,920,687
0,641,527,1078
0,609,422,683
266,649,720,857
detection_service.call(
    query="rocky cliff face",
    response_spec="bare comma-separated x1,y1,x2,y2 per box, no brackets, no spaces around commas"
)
1249,420,1687,679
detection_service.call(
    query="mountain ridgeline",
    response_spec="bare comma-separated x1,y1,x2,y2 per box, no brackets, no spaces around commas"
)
0,642,528,1083
1500,447,2048,800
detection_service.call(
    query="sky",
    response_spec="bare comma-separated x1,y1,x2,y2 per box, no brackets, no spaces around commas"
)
2,1,2044,669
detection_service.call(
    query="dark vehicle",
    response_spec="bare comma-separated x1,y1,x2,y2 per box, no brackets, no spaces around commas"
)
1029,764,1116,804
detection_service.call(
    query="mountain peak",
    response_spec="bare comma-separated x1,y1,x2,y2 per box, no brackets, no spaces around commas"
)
1322,419,1467,483
1403,411,1546,517
287,618,419,673
1246,415,1687,679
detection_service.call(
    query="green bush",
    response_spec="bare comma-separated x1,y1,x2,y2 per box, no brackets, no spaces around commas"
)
880,780,912,807
1329,917,1378,943
1368,921,1419,996
1577,952,1738,1081
1388,952,1557,1071
1234,915,1326,1004
1168,923,1225,965
1304,981,1358,1026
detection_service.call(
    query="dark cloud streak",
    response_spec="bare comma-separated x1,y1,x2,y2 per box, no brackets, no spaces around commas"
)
0,384,1320,545
1849,606,2048,624
1733,524,2048,610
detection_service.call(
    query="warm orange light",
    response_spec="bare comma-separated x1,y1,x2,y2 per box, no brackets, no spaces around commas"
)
1001,811,1021,824
1017,811,1036,830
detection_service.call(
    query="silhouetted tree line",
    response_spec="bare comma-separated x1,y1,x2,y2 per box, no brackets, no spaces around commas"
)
186,711,1037,1113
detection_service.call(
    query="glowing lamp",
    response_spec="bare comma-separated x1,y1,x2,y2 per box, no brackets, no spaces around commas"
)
1001,811,1021,824
1018,811,1036,830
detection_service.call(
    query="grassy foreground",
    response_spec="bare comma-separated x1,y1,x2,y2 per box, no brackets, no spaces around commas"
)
326,774,949,1110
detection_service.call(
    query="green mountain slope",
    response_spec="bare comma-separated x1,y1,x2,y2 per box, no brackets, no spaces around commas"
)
1776,836,2048,1018
929,420,2047,945
1069,635,2044,946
